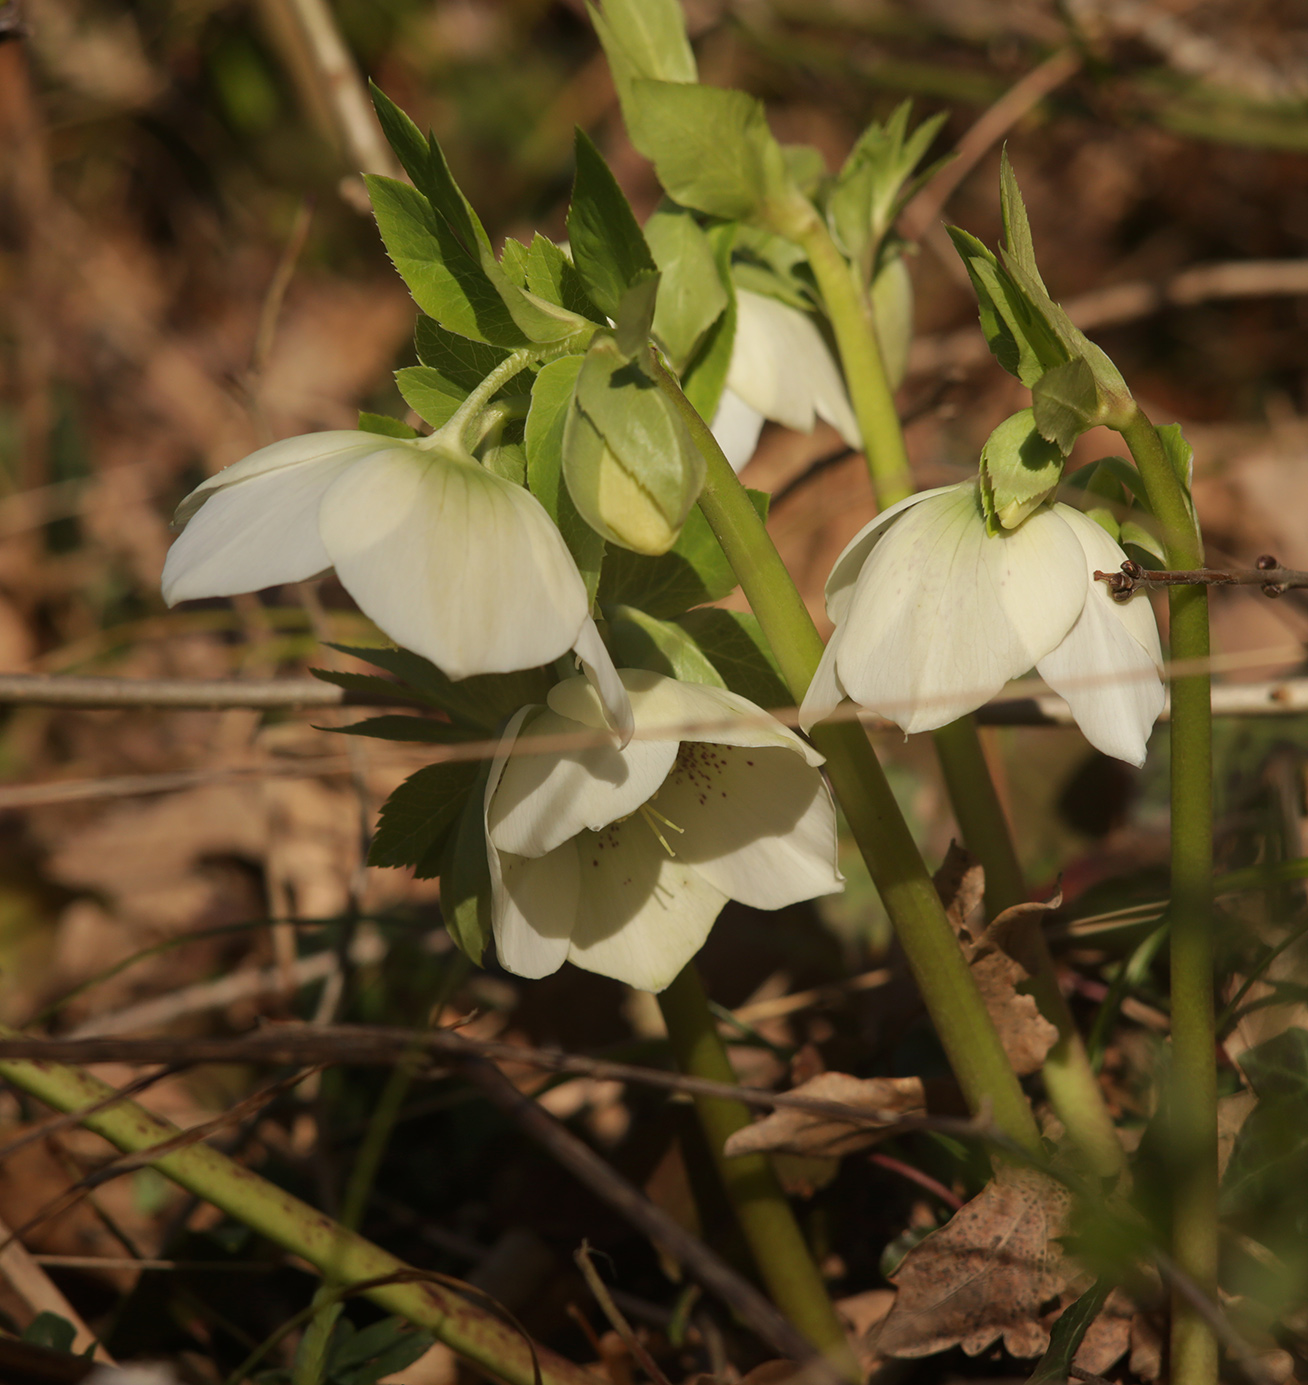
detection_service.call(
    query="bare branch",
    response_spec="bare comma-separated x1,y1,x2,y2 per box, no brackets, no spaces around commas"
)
1096,556,1308,599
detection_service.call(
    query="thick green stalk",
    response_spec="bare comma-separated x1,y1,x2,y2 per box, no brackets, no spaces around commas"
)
932,716,1124,1178
0,1036,593,1385
1118,408,1217,1385
657,966,858,1380
787,214,914,505
654,360,1041,1156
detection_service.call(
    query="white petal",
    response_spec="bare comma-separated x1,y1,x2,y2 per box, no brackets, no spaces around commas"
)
568,818,727,991
162,447,367,604
172,431,382,525
318,447,589,680
656,743,843,908
1038,507,1165,766
727,290,859,447
572,617,634,747
834,485,1087,733
824,484,959,625
798,633,849,731
709,389,767,473
491,847,580,979
1053,506,1165,669
488,706,678,857
622,670,824,765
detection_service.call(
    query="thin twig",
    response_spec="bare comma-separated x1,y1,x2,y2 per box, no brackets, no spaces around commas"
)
1096,556,1308,599
574,1242,673,1385
460,1057,829,1373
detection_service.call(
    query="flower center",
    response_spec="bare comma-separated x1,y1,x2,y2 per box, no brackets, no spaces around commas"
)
638,801,684,857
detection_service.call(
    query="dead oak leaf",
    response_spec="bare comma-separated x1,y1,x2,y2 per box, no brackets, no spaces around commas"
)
876,1165,1072,1360
723,1072,928,1159
934,844,1060,1077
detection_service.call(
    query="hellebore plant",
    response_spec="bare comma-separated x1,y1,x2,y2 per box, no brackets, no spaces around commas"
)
800,477,1166,765
484,669,843,991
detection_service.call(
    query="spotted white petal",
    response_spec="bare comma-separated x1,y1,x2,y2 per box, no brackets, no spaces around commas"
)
567,821,727,991
161,444,370,605
727,290,859,447
834,483,1087,733
657,743,843,908
1036,506,1165,766
709,388,767,473
487,707,678,858
572,616,634,747
317,445,589,680
823,484,957,625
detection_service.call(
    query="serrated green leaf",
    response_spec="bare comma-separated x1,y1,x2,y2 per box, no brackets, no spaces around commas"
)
567,128,658,320
394,366,465,428
605,604,726,686
366,175,528,346
525,234,603,320
1025,1279,1112,1385
414,317,514,388
482,439,526,485
325,645,550,731
357,411,419,439
1121,519,1165,566
998,146,1045,289
1032,356,1101,453
499,235,530,288
675,607,790,708
626,80,789,223
586,0,695,122
598,489,768,617
334,715,476,744
440,759,495,956
332,1316,435,1385
368,760,481,871
613,271,661,359
679,222,737,420
1063,454,1150,507
525,355,605,601
1155,422,1202,554
645,204,729,371
979,408,1064,531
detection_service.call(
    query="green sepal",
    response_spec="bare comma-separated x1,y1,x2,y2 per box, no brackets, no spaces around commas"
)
357,411,419,440
605,604,726,687
439,758,496,958
626,80,794,225
368,758,481,873
1121,520,1166,567
567,128,658,321
498,236,530,288
597,488,769,617
525,354,605,601
979,408,1065,532
645,203,730,371
564,337,704,554
675,607,790,709
317,645,550,732
1032,357,1101,455
612,271,661,360
394,367,465,429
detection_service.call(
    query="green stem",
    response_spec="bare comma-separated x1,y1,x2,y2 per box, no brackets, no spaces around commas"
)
657,965,858,1380
932,716,1125,1178
787,213,913,505
1118,408,1216,1385
432,348,532,454
654,358,1041,1156
0,1034,593,1385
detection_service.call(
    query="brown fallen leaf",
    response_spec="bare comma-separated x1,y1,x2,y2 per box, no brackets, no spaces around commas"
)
876,1165,1072,1360
722,1072,928,1160
935,844,1060,1076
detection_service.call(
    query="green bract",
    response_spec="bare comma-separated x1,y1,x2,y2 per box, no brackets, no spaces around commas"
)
563,338,704,555
979,408,1065,533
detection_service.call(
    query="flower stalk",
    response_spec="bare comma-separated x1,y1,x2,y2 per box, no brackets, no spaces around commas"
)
0,1030,593,1385
1117,406,1217,1385
657,965,859,1380
654,357,1042,1156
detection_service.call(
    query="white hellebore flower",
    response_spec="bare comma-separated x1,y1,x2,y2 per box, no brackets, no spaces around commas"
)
161,429,632,740
800,480,1166,766
485,670,844,992
710,289,859,473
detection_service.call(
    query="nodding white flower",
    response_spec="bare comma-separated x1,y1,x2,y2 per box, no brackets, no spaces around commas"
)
161,430,633,741
485,670,844,991
800,480,1165,766
710,289,859,472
